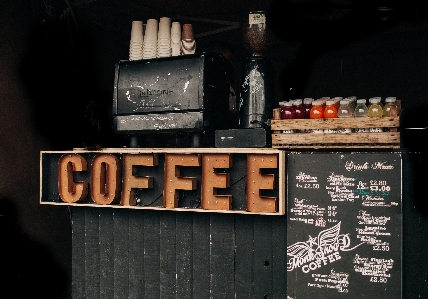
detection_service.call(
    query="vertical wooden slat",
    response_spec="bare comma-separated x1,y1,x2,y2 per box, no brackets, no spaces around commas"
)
160,212,177,298
192,213,211,299
143,210,161,298
71,207,86,299
175,212,193,298
113,209,130,298
234,214,255,299
271,215,287,299
128,209,145,299
85,208,100,298
99,209,115,299
210,213,235,298
253,216,273,297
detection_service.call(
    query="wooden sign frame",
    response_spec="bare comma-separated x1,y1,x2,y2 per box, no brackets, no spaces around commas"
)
40,148,285,215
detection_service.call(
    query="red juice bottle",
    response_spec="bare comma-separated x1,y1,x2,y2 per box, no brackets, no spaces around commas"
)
281,101,295,119
292,99,305,119
303,98,313,119
280,101,296,134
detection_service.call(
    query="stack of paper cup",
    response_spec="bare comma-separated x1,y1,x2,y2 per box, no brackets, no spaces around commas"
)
171,21,182,56
157,17,172,58
143,18,158,59
129,21,144,61
181,23,196,55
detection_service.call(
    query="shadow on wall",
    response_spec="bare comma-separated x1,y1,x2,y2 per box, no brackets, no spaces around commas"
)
267,0,428,99
0,198,69,298
19,1,122,150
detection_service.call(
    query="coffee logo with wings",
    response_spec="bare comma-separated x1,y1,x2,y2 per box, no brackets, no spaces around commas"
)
287,222,364,273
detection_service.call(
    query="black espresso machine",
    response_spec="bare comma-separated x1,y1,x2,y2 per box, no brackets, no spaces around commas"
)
112,52,235,147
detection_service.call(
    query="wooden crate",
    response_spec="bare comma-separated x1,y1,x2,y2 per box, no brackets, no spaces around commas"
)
271,109,400,149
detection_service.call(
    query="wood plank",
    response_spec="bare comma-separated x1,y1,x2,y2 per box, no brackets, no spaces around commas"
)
271,117,400,130
71,207,86,298
84,208,100,299
128,209,145,299
175,212,193,298
271,216,287,299
253,216,274,297
272,132,400,144
143,210,161,298
159,212,177,298
99,208,115,299
234,214,255,299
113,209,129,298
272,144,401,149
192,213,211,299
210,213,235,298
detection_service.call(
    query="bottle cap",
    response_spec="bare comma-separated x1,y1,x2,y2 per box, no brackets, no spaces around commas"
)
293,99,302,105
304,98,314,104
369,97,381,103
325,100,335,106
340,100,349,105
357,99,366,103
385,97,396,103
283,101,292,106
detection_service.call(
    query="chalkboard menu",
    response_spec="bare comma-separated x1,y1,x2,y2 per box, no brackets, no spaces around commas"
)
286,152,402,299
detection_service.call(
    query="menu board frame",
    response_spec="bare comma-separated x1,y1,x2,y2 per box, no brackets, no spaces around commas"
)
286,152,402,299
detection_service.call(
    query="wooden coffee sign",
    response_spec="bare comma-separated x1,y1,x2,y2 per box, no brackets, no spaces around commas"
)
40,148,285,215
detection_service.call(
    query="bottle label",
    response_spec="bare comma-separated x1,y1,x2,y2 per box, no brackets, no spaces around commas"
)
249,13,266,25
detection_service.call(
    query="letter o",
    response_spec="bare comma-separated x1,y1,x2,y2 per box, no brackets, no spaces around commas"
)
91,154,121,205
302,265,310,273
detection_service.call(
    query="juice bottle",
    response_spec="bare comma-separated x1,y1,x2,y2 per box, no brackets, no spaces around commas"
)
310,100,324,119
303,98,313,119
354,99,369,132
368,97,383,117
344,96,357,116
354,99,368,117
337,99,353,133
368,97,383,132
310,100,324,133
280,101,295,133
292,99,305,119
338,99,353,118
323,100,338,118
281,101,295,119
323,100,338,133
383,97,398,116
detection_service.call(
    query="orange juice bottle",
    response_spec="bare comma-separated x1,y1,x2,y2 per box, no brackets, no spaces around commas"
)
323,100,338,118
310,100,324,119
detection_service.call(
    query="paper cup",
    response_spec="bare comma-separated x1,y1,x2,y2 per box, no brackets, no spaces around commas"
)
182,23,194,41
145,18,159,42
130,21,144,44
158,17,171,40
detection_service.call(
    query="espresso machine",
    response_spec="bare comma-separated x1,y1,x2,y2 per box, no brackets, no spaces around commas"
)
112,52,235,147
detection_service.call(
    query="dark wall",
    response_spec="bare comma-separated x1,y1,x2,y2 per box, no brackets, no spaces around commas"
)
0,0,71,298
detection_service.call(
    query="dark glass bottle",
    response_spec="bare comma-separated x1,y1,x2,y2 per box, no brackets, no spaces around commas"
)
239,56,275,129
